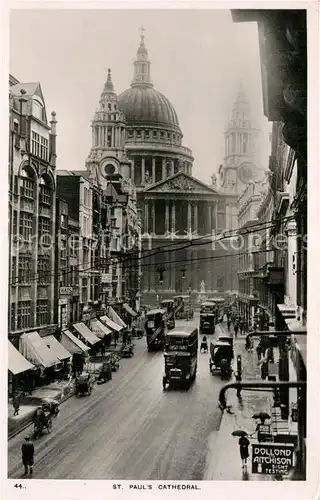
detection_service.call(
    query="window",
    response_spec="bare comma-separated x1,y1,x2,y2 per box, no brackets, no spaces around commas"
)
11,256,17,281
38,256,50,284
60,214,67,228
18,256,32,284
32,100,43,121
19,212,33,241
37,299,48,326
10,303,16,331
70,265,78,286
17,301,32,329
128,129,133,138
60,238,67,261
153,130,157,139
136,130,141,138
108,104,111,111
31,131,40,157
14,176,19,195
40,185,51,205
38,217,51,246
40,137,48,161
69,235,79,259
21,178,34,199
145,130,150,139
13,211,18,235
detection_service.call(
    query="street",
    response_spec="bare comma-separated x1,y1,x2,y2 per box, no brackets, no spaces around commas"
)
8,315,226,480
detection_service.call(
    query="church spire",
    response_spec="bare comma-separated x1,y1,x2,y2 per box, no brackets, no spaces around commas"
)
131,27,152,87
103,68,115,94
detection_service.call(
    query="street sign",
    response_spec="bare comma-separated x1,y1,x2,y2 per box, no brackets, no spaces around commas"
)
101,273,112,283
60,286,73,295
252,443,294,476
58,298,68,306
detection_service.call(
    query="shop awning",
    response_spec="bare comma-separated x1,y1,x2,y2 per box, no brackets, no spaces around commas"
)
108,306,127,329
43,335,71,361
8,341,35,375
100,315,123,332
19,331,60,368
60,330,90,354
123,303,137,317
73,323,100,345
90,318,112,339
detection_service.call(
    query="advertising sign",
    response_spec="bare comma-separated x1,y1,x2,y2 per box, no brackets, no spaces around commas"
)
252,443,294,475
60,286,73,295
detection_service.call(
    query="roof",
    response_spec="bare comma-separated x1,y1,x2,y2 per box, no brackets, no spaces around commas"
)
60,330,90,354
73,323,100,345
146,308,166,316
165,327,198,338
144,171,219,195
100,315,123,332
118,85,181,132
90,318,112,338
201,302,216,307
161,299,174,304
174,295,190,299
10,82,40,97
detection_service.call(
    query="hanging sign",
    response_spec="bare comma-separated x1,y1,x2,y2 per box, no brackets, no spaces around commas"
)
252,443,294,475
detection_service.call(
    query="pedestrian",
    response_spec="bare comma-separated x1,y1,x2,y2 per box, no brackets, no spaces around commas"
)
238,435,250,468
234,324,239,338
21,436,34,475
12,392,20,416
227,320,231,331
114,331,119,347
256,343,262,363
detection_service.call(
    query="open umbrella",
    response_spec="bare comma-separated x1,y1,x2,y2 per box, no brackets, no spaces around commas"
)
252,411,271,424
231,430,248,437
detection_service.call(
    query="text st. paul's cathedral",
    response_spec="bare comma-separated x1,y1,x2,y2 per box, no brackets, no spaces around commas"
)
85,31,264,303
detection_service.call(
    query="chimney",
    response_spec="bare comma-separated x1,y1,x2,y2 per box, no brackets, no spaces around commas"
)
49,111,57,168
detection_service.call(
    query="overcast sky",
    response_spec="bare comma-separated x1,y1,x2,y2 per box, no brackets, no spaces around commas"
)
10,9,271,183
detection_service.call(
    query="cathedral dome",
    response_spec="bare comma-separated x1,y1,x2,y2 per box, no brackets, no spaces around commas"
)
118,86,181,132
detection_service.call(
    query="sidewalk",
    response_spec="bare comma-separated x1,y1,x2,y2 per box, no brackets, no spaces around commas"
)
8,378,76,439
204,324,274,481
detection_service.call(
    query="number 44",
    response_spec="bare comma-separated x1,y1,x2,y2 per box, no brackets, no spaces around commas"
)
14,484,24,489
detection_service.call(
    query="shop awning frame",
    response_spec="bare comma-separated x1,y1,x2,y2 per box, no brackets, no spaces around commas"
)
73,322,100,345
44,335,71,361
108,306,127,329
19,331,60,368
61,330,90,354
100,315,123,332
123,303,137,317
90,318,112,339
8,341,35,375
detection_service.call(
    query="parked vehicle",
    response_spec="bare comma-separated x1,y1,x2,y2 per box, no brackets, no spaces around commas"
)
199,302,216,334
206,297,226,321
162,326,198,390
75,372,94,395
41,399,60,417
122,342,135,357
209,341,233,376
161,299,176,329
173,295,194,320
145,309,166,351
33,406,52,438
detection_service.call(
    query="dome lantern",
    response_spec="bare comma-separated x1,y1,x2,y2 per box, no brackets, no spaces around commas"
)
131,27,152,88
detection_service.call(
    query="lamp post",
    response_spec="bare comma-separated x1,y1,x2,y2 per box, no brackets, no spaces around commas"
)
157,267,165,306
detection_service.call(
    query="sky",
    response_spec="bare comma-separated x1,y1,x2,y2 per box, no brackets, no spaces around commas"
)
9,8,271,184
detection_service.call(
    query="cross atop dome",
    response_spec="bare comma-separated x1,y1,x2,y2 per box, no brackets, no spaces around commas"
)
103,67,115,93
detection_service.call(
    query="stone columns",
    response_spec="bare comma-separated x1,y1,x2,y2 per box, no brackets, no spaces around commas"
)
131,158,135,182
152,157,156,184
171,159,175,177
194,203,198,234
214,202,218,232
152,201,156,235
187,202,192,231
172,202,176,232
141,157,145,185
207,202,212,235
162,158,166,180
165,201,170,233
144,200,149,233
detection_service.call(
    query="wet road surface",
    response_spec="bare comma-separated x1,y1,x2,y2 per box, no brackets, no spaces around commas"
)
8,316,225,480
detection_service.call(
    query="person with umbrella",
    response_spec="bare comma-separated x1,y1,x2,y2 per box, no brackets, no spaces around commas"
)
238,434,250,468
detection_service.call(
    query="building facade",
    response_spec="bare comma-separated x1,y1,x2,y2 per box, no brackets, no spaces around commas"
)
9,76,58,347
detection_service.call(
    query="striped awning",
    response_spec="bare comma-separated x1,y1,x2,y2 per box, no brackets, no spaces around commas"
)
90,318,112,339
60,330,90,354
73,323,100,345
100,315,123,332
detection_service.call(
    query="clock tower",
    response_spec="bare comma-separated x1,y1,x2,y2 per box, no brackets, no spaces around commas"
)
219,82,263,196
85,68,132,189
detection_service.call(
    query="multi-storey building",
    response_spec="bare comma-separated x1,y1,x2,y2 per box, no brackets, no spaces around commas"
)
9,76,57,347
232,10,307,478
237,179,267,324
54,197,81,328
56,171,102,317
